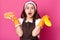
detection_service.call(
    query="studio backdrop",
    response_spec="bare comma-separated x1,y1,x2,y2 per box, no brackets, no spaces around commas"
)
0,0,60,40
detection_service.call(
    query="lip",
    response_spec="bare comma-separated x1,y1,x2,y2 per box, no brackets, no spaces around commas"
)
28,13,32,15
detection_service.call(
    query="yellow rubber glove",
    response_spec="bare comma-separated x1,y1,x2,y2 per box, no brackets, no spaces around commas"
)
37,15,52,28
4,12,15,19
4,12,20,27
37,17,44,28
11,16,20,27
43,15,52,27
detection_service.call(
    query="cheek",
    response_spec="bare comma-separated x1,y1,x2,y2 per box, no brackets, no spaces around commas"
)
25,9,29,14
31,10,35,15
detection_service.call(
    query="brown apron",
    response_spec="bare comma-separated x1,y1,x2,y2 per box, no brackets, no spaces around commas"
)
20,18,38,40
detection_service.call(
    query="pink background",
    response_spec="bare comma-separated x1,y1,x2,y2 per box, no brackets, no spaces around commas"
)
0,0,60,40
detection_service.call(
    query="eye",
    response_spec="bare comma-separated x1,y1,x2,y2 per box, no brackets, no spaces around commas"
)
31,7,34,9
26,7,29,9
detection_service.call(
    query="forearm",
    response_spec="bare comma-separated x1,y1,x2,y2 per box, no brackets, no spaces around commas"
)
16,25,23,37
12,17,23,37
32,26,40,37
4,12,23,37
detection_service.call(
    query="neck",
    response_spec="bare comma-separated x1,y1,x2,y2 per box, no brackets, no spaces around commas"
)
26,17,33,21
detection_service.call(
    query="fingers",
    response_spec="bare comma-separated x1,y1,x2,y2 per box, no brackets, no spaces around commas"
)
37,15,52,28
43,15,52,27
4,12,21,27
4,12,15,20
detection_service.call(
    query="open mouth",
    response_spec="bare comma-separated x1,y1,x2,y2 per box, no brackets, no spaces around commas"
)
28,13,32,15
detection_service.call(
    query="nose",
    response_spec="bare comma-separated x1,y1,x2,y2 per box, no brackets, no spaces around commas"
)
29,9,31,13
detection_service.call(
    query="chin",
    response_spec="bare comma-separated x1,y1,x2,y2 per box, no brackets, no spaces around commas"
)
28,16,33,18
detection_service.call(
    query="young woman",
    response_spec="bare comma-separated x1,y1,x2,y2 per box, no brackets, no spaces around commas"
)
16,1,41,40
4,1,52,40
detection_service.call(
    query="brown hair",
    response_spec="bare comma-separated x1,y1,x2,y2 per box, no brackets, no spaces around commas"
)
21,1,41,20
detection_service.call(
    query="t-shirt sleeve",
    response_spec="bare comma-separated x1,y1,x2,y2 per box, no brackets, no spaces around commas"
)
18,18,24,24
35,18,41,26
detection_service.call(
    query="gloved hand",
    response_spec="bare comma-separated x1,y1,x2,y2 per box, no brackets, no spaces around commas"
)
37,15,52,28
4,12,20,27
37,17,44,28
43,15,52,27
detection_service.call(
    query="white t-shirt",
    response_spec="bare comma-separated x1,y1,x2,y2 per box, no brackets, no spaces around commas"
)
18,18,41,26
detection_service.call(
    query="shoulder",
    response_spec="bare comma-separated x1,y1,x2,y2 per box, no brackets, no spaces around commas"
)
18,18,24,24
35,18,41,26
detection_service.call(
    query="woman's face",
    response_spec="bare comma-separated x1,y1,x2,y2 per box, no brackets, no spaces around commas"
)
25,4,35,18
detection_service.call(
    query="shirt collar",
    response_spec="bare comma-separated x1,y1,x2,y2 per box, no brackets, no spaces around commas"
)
25,20,33,23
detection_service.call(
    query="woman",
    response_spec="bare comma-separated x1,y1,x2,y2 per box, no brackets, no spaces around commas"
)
16,1,41,40
4,1,52,40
